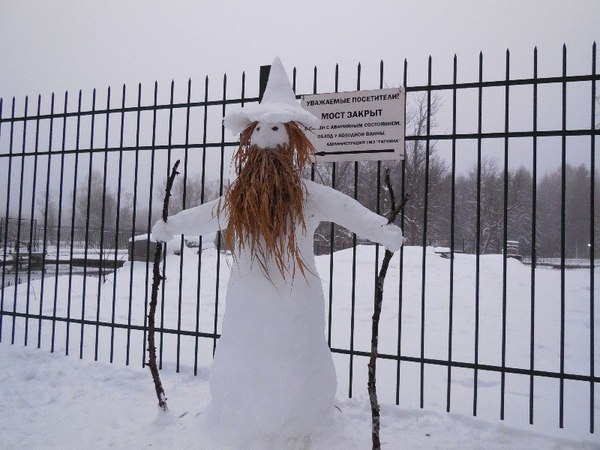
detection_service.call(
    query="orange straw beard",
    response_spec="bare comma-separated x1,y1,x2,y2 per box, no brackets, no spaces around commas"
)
221,121,316,280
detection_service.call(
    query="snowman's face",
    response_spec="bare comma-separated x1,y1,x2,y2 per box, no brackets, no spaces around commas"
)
250,121,289,149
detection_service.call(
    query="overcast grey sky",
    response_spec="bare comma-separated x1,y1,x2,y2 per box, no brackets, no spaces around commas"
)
1,0,599,100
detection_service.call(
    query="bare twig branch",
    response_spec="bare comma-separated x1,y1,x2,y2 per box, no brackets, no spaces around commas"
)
148,159,181,412
369,168,409,449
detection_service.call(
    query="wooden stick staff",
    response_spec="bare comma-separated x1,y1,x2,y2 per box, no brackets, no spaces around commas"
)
369,168,409,449
148,159,180,412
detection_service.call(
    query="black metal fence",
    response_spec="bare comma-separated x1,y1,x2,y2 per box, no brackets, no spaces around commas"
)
1,217,134,251
0,45,598,436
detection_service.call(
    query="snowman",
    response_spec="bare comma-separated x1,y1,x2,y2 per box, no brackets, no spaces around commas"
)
152,58,403,442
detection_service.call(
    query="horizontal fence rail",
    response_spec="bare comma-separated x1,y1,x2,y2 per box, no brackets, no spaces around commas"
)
0,44,598,436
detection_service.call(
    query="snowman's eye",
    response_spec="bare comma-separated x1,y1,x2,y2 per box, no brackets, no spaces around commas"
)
272,126,279,131
256,126,261,131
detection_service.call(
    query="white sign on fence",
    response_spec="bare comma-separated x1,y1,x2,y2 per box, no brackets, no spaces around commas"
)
301,87,405,163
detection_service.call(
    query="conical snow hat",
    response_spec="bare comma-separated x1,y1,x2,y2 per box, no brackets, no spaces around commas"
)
224,57,320,135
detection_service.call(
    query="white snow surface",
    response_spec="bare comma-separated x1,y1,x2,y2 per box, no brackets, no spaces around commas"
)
1,245,599,448
0,343,597,450
128,232,156,243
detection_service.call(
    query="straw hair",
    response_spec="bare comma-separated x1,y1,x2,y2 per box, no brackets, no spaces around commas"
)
221,121,316,279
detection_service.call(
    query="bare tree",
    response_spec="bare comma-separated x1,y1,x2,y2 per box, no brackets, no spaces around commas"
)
506,166,533,253
75,170,117,229
454,159,533,255
536,164,600,258
391,93,449,246
455,159,504,254
36,187,59,227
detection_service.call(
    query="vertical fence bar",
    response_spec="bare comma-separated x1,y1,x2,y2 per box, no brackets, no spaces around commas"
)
326,63,339,348
212,73,227,355
348,157,359,398
0,97,6,327
348,62,361,399
110,84,127,364
529,47,539,426
473,52,484,417
1,97,16,343
25,95,42,346
500,49,511,420
94,86,112,362
143,81,159,368
13,96,31,346
12,96,29,346
50,91,68,353
310,66,317,182
589,41,596,434
559,44,567,429
176,78,193,373
348,156,358,399
259,65,270,102
396,58,408,406
374,59,383,358
80,88,97,359
446,54,458,413
194,75,209,375
126,83,142,366
66,90,83,356
419,55,433,409
159,80,176,370
37,93,55,349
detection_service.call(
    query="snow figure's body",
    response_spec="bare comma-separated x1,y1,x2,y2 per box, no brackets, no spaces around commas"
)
152,58,403,443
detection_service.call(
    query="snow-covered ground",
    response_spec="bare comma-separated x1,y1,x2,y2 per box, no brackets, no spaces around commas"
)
1,343,597,450
0,245,599,449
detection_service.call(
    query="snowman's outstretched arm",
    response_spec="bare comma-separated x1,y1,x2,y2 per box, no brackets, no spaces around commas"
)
306,180,404,252
151,197,228,242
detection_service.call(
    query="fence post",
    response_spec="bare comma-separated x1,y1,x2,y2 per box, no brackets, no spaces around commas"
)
259,65,271,102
